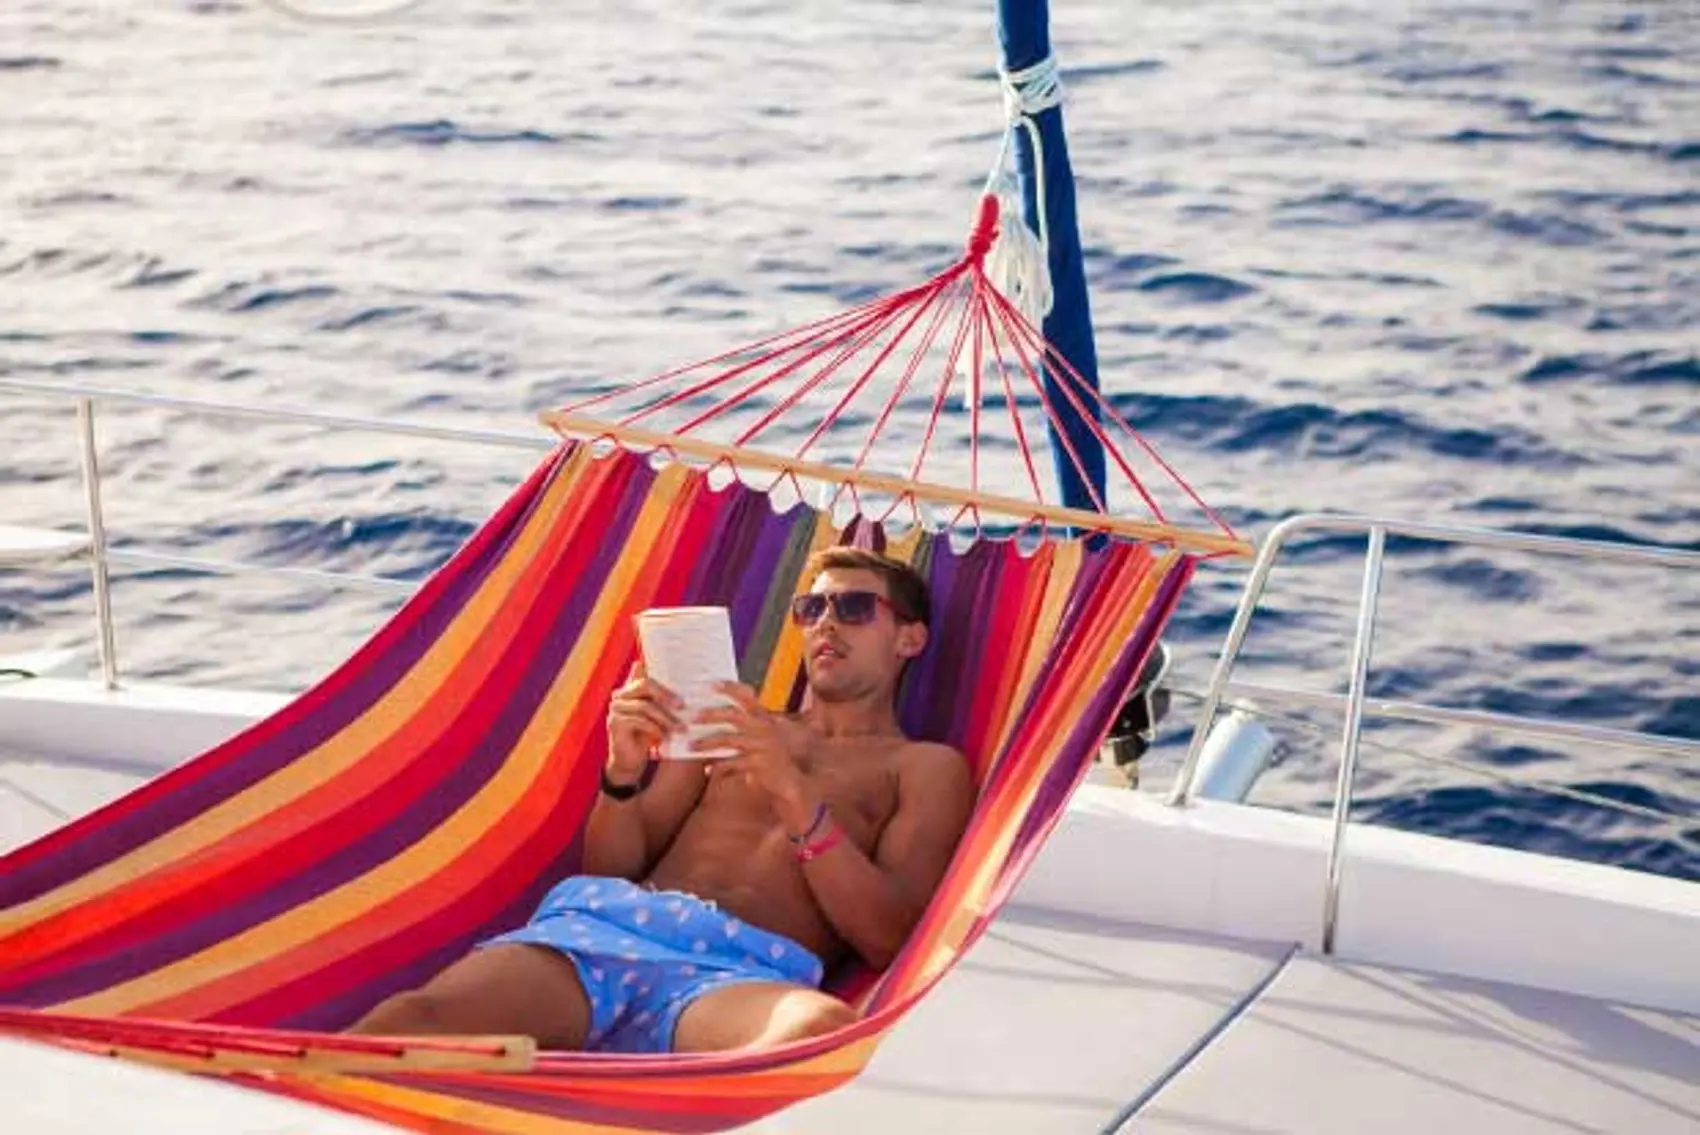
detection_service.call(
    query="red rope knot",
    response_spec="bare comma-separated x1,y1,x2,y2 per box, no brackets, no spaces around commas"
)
965,194,1000,265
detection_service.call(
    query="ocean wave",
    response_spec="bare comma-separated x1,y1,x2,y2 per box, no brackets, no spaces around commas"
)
1110,392,1582,469
1521,350,1700,386
1362,784,1698,883
1275,187,1487,226
0,55,59,71
1441,125,1668,158
1407,556,1544,604
341,119,577,147
1135,272,1257,303
187,282,339,314
153,512,478,582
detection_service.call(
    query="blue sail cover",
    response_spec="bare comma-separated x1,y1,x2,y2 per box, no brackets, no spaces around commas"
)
996,0,1107,513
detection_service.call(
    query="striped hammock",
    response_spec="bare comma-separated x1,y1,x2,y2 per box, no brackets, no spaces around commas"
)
0,439,1193,1132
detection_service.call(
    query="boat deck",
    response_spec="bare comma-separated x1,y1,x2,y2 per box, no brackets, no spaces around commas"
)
4,745,1697,1134
736,904,1700,1134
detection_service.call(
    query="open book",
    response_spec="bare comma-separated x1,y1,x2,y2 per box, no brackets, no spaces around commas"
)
634,607,740,759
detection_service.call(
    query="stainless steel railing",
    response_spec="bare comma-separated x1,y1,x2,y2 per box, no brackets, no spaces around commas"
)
0,378,555,688
5,378,1696,937
1167,513,1700,952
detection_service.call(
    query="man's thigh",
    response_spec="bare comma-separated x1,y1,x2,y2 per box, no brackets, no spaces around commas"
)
411,943,594,1050
672,981,856,1052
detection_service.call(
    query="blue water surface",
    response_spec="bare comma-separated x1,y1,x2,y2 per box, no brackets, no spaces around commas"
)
1,0,1695,879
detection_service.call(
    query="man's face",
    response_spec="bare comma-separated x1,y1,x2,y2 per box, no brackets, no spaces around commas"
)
799,567,926,702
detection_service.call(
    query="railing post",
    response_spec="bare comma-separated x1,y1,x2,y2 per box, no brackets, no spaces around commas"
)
1168,522,1291,806
1321,526,1386,954
75,397,120,690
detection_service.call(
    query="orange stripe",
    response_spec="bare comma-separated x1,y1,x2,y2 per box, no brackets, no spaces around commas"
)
5,450,614,969
113,465,697,1019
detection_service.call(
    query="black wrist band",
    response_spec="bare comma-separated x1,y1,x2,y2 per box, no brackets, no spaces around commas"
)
600,760,655,800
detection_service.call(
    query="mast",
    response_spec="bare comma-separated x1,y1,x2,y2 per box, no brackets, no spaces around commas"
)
995,0,1106,514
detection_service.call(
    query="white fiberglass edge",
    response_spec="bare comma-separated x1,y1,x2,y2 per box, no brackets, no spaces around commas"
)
1020,789,1700,1015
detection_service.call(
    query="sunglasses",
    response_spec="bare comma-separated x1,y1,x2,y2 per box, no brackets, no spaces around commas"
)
789,590,909,627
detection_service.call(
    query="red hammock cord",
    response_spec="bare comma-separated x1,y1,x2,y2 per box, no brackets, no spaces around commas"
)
557,195,1235,539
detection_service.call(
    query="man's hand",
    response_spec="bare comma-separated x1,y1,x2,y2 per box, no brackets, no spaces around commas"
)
606,662,684,783
692,682,817,832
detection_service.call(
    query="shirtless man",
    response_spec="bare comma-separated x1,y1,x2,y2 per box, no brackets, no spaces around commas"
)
349,547,976,1054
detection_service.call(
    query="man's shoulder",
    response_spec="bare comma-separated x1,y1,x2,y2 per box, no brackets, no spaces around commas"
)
894,739,972,782
897,738,965,763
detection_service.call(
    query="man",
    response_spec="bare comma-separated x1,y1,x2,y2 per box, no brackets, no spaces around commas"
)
350,547,976,1054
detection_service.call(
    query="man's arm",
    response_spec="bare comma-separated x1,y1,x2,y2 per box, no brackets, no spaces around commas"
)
582,760,707,880
581,664,708,880
792,743,975,969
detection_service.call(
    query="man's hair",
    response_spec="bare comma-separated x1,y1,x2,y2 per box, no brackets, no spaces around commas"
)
804,547,930,626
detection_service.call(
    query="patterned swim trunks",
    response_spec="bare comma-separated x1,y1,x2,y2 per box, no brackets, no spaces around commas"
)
479,876,824,1053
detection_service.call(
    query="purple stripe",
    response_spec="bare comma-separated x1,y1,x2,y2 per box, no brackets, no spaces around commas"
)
684,484,771,606
0,448,573,907
11,455,653,1007
1009,555,1194,863
726,506,801,657
897,530,963,743
688,480,749,596
926,539,1005,750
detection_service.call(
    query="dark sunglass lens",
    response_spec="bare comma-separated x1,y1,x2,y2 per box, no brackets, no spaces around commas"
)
833,591,879,624
791,594,828,624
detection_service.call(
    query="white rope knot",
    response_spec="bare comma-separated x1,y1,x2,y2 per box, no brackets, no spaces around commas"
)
1000,54,1064,123
973,53,1063,416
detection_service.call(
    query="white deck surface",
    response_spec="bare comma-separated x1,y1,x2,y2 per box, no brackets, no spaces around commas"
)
0,745,151,854
1130,955,1700,1135
735,907,1291,1134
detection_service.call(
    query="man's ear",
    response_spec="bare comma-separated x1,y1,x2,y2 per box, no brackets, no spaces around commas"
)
896,621,929,659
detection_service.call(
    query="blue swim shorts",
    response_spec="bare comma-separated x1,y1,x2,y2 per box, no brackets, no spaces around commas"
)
479,876,824,1053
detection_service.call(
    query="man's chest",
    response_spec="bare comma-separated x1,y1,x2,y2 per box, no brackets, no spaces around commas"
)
795,754,900,837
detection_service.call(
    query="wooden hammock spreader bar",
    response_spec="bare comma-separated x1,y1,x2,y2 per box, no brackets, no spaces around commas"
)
542,411,1255,558
87,1034,537,1076
0,1009,536,1075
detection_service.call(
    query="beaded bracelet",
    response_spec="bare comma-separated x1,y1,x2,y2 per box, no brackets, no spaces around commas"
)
795,821,844,863
786,801,830,846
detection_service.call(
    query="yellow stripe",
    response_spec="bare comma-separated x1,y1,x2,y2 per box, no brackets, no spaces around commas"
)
881,524,926,564
309,1075,661,1135
294,1032,883,1135
61,463,692,1014
988,538,1083,759
1,448,600,938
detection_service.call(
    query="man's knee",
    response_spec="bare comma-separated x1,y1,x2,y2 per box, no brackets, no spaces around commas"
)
789,996,858,1040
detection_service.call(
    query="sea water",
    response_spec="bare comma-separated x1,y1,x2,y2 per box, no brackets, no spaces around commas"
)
0,0,1694,878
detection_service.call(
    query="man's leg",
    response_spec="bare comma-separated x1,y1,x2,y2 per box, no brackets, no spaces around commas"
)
671,981,857,1052
348,943,594,1050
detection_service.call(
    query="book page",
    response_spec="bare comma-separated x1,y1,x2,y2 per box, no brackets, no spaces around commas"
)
634,606,740,759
